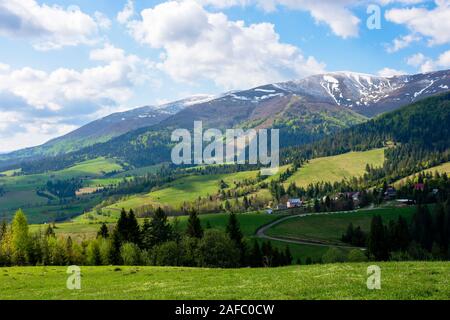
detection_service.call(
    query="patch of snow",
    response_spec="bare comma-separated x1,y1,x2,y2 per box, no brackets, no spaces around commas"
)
254,88,276,93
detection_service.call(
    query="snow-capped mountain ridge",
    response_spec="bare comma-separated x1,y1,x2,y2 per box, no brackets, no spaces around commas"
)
216,69,450,115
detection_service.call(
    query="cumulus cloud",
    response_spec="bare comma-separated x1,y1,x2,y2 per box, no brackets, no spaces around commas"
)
386,34,421,53
0,0,109,50
126,0,325,90
377,67,406,77
385,0,450,47
0,45,155,151
194,0,360,38
406,50,450,73
117,0,135,24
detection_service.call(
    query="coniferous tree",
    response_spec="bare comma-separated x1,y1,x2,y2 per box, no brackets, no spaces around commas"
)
367,215,389,261
127,210,141,245
0,219,6,242
97,223,109,239
226,213,245,264
186,209,203,238
284,245,293,265
141,207,173,249
109,230,122,265
249,240,263,267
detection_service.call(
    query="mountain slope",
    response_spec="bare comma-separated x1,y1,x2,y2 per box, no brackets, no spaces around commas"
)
3,70,449,172
284,91,450,181
0,95,214,162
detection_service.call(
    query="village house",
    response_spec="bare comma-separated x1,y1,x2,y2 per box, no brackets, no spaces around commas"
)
287,198,302,208
384,186,397,200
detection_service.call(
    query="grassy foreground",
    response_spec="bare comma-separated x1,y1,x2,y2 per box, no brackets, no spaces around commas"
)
0,262,448,300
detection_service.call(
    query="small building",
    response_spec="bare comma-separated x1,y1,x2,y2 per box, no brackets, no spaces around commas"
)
287,198,302,208
276,203,287,210
384,186,397,199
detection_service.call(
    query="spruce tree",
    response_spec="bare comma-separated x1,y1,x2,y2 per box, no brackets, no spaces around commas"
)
249,240,263,267
284,245,293,265
97,223,109,239
367,215,389,261
127,210,141,245
226,213,245,264
141,207,173,248
186,209,203,238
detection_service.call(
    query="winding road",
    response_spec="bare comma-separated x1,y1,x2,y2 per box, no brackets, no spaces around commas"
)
255,210,366,250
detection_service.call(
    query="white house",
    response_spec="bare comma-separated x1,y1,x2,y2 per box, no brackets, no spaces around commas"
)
287,198,302,208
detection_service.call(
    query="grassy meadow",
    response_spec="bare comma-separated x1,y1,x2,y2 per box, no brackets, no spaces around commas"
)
394,161,450,186
266,206,416,245
285,148,385,187
0,262,448,300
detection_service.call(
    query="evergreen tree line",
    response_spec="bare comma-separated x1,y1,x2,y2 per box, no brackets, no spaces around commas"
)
341,200,450,261
0,209,293,268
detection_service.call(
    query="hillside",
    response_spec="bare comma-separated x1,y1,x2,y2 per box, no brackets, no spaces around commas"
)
0,95,212,165
1,262,448,299
3,70,448,173
285,148,384,187
394,161,450,186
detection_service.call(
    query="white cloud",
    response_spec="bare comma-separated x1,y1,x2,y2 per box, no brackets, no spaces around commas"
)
0,0,109,50
126,0,325,90
406,50,450,73
0,45,155,151
406,52,427,67
117,0,135,24
195,0,360,38
377,67,406,77
94,11,112,30
386,34,421,53
385,0,450,47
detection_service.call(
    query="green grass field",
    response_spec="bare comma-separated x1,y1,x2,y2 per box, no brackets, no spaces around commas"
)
285,149,385,187
0,157,122,192
266,206,416,244
0,262,448,299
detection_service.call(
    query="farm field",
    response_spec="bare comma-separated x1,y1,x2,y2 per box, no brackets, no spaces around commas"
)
266,206,416,244
0,262,448,300
285,148,385,187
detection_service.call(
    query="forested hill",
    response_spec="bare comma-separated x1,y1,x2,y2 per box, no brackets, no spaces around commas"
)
284,91,450,181
8,91,450,177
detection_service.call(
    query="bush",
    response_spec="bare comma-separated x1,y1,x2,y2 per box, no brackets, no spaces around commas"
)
197,230,239,268
347,249,368,262
120,243,141,266
322,247,347,264
152,241,183,266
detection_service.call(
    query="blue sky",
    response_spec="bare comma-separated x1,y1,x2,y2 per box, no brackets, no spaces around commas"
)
0,0,449,151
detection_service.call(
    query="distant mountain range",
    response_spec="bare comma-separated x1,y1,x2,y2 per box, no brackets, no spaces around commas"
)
1,69,449,169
